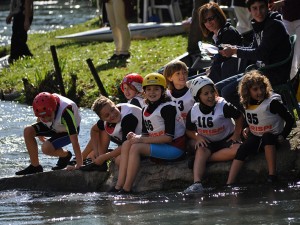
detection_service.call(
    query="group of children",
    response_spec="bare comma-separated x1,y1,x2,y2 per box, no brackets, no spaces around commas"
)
15,60,294,194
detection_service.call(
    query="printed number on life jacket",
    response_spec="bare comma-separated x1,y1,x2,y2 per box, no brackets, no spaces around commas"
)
197,116,213,128
246,113,259,124
144,120,154,131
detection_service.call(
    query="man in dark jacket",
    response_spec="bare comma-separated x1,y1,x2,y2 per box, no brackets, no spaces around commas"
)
215,0,291,109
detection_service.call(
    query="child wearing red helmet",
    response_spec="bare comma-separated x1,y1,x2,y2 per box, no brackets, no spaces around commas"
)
120,73,145,108
15,92,83,175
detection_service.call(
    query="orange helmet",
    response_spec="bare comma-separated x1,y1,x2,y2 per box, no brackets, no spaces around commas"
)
120,73,144,93
32,92,58,117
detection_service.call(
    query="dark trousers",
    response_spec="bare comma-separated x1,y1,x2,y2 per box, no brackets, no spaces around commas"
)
215,73,244,111
10,12,33,62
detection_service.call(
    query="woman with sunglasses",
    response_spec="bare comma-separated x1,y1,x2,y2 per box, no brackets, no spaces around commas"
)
198,2,246,83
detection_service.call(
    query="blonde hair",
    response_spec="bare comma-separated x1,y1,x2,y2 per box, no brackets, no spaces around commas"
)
163,60,188,90
91,95,115,117
238,70,272,108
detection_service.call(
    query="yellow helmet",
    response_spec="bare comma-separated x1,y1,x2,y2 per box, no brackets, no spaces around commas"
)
142,73,166,89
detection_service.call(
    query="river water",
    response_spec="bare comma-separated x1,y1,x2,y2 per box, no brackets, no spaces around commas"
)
0,1,300,224
0,0,98,46
1,101,300,224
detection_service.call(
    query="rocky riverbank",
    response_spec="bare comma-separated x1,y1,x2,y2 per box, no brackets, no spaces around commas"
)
1,121,299,193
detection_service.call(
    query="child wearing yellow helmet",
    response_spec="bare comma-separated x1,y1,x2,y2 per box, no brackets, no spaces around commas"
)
111,72,186,193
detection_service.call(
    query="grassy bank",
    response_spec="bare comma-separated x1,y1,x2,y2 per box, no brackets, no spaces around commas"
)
0,18,188,107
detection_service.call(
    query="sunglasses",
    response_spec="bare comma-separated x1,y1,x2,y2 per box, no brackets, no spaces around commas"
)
203,15,216,23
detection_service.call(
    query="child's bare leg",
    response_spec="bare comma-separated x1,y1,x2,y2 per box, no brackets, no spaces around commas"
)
209,144,240,162
82,139,93,159
24,126,39,166
122,143,150,192
264,145,276,175
41,141,69,158
193,147,211,182
115,140,132,189
226,159,244,184
94,146,121,165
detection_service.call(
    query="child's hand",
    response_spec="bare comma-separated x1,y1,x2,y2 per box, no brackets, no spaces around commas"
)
242,128,249,139
126,132,136,140
194,135,209,149
228,133,241,143
93,155,105,165
277,135,285,144
38,136,46,142
129,135,143,144
66,165,76,171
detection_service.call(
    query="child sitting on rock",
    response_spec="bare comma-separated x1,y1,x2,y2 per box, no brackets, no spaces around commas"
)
163,60,195,123
226,70,294,184
79,95,142,171
184,76,244,193
111,73,186,193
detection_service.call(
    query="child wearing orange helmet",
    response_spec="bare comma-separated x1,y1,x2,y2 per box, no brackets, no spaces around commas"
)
120,73,145,108
15,92,83,175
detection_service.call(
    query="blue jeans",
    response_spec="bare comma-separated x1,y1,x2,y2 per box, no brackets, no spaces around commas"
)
215,73,244,111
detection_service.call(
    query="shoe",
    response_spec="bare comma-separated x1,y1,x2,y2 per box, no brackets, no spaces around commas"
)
68,157,92,166
108,53,130,61
52,151,72,170
79,162,108,172
117,188,132,194
108,54,119,61
15,164,43,175
108,186,121,193
117,54,130,60
183,182,204,193
267,175,278,183
68,157,77,166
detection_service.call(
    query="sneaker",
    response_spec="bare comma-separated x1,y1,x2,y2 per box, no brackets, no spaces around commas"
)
117,188,132,195
68,157,77,166
79,162,108,172
108,186,121,193
52,151,72,170
108,54,119,61
267,175,278,183
68,157,92,166
117,53,130,60
183,182,204,193
15,164,43,175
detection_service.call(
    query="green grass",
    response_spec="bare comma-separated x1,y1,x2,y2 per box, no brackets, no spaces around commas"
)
0,18,188,107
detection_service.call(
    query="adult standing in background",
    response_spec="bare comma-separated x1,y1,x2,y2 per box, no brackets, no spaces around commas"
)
6,0,33,64
105,0,134,61
269,0,300,81
187,0,209,55
233,0,252,34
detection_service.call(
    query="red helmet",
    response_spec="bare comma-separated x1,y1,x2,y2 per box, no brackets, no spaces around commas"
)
32,92,58,117
120,73,143,93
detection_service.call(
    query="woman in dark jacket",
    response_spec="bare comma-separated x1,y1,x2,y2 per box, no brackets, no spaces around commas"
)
198,2,245,83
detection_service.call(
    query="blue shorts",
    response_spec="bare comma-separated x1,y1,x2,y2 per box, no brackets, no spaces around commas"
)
150,144,184,160
32,122,79,150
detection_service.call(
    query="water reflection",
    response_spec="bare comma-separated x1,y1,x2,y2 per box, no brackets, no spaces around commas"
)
0,0,97,46
0,101,300,224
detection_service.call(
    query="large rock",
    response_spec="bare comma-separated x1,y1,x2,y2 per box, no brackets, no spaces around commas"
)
1,122,300,193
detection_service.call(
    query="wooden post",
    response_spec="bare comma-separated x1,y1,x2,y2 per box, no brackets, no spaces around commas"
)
50,45,66,96
86,58,108,97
